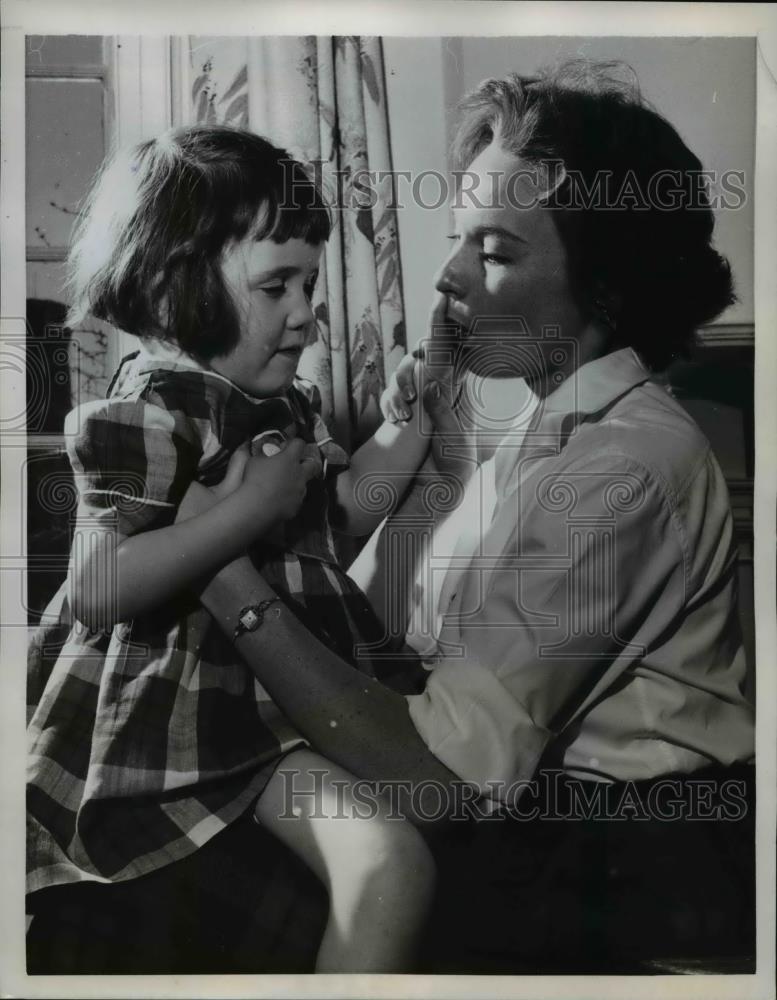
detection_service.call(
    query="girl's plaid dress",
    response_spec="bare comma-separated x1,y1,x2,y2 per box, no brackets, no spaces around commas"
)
27,350,386,895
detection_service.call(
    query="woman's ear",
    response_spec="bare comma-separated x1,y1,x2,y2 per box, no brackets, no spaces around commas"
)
591,283,622,332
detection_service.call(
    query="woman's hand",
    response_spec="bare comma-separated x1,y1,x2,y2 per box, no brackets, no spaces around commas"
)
390,292,477,488
380,293,459,424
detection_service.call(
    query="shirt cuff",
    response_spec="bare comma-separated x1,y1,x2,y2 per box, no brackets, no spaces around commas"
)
406,659,554,802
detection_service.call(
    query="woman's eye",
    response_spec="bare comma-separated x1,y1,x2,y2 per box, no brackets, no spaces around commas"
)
259,283,287,298
480,252,511,265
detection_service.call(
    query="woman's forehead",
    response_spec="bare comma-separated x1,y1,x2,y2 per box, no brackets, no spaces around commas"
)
453,144,563,241
450,192,559,250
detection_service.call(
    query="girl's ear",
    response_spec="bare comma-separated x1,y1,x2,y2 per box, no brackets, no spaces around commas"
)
150,272,170,331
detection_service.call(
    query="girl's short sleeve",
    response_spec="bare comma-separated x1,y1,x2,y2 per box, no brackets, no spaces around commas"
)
65,395,203,536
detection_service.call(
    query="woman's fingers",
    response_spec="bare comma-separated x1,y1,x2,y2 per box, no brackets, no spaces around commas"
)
429,290,448,332
425,292,459,399
422,379,459,435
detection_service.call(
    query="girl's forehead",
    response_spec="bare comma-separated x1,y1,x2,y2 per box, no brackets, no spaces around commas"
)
225,236,323,272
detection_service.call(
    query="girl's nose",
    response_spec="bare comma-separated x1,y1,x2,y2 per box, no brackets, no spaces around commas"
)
288,293,315,330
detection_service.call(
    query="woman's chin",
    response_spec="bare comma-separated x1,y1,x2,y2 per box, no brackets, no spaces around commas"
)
457,343,533,380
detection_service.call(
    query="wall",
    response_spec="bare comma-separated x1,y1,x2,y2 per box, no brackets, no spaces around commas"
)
385,36,756,337
445,35,755,326
383,38,451,350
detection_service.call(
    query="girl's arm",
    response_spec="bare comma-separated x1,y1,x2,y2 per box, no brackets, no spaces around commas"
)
331,407,430,537
335,297,478,537
72,440,315,630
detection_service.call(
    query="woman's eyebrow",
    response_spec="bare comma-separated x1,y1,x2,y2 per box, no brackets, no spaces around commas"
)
473,224,529,245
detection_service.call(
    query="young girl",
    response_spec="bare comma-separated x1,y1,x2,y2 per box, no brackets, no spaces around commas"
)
27,125,435,972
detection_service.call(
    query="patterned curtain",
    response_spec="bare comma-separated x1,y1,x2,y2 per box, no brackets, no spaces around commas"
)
183,36,407,450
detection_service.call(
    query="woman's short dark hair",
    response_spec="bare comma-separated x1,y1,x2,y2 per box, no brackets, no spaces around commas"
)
67,125,331,360
453,60,735,370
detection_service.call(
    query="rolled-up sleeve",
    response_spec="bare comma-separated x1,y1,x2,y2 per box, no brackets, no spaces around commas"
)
407,451,688,798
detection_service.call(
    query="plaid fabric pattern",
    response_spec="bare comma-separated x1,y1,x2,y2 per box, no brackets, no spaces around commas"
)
27,352,383,895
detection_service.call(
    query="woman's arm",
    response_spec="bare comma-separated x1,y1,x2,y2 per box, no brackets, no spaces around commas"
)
205,556,460,826
175,480,461,828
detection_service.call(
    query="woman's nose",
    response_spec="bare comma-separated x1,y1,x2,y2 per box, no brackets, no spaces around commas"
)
434,252,466,301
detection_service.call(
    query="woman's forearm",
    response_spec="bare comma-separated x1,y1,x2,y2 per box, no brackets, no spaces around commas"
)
197,555,460,827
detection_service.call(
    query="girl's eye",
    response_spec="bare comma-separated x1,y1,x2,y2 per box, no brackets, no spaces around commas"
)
259,282,287,298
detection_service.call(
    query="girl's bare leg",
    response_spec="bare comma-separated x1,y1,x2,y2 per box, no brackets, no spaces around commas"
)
254,748,436,973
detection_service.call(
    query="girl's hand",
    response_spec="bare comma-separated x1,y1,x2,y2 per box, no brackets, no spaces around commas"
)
236,437,320,529
178,439,319,542
380,353,421,424
421,292,478,486
211,442,251,500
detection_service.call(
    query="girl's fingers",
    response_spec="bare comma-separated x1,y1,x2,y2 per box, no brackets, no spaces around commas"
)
300,443,323,481
280,437,305,461
395,354,417,402
379,388,394,422
214,441,250,498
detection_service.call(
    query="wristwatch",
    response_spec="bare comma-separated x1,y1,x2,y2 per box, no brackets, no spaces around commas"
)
232,598,282,640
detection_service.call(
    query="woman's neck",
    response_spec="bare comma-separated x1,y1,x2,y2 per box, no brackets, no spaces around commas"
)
525,322,616,399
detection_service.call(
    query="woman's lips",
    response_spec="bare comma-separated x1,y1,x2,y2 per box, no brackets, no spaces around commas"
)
445,315,469,337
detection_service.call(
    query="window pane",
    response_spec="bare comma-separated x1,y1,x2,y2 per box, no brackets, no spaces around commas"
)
28,261,114,414
26,34,106,68
26,78,105,250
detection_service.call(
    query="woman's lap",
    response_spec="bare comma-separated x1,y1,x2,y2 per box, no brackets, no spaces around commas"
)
421,764,756,974
27,765,755,975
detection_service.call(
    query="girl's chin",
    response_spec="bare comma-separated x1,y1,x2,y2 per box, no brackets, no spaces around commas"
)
229,371,296,398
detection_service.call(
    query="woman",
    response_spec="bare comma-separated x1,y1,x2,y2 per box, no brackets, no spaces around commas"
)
183,60,755,971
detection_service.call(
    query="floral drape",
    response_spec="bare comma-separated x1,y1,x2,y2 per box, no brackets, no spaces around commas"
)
184,36,407,449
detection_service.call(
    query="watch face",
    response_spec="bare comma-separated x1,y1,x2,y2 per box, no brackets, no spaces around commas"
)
242,609,260,630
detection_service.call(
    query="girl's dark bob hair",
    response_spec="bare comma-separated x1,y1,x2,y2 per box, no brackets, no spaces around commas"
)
67,125,331,361
453,60,736,370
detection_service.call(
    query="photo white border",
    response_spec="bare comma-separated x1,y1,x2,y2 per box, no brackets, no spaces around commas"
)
2,2,775,998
